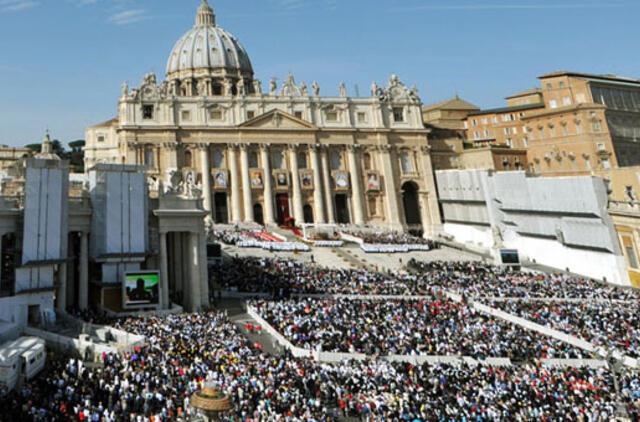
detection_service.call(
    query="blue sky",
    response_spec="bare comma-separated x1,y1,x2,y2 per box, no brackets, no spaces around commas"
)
0,0,638,146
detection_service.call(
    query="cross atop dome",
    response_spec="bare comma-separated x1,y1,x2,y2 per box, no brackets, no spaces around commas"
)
195,0,216,27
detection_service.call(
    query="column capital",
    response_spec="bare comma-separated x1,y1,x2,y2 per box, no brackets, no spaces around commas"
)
194,143,210,151
226,143,239,150
346,144,362,152
239,143,250,151
309,143,323,151
163,141,180,150
420,145,432,154
286,143,298,152
259,143,270,151
377,144,394,152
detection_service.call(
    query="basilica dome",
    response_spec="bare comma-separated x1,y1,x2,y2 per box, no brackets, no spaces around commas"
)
165,0,253,79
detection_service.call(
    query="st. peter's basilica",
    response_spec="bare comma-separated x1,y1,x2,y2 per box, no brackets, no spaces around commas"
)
85,0,440,235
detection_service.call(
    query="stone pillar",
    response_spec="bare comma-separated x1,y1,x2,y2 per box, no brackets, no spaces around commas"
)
347,145,365,225
239,144,254,222
288,145,304,225
173,234,184,294
198,233,209,308
199,144,213,217
420,145,442,236
228,145,242,222
78,231,89,310
159,232,170,309
309,145,326,223
260,145,276,225
56,263,67,312
188,231,202,311
380,145,403,230
320,147,336,223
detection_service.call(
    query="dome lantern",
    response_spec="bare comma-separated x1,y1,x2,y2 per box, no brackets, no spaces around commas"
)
195,0,216,27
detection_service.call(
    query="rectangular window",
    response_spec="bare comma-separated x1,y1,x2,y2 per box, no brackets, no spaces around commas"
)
97,136,105,143
513,127,518,134
576,122,583,134
546,83,553,90
563,97,572,106
481,118,488,124
483,129,489,138
492,116,498,124
626,245,639,269
522,137,529,147
472,119,477,126
474,131,480,140
357,112,367,123
144,149,154,167
559,81,565,88
601,158,611,169
593,121,602,132
393,107,405,122
209,109,223,120
181,110,191,121
326,111,338,122
539,129,545,139
506,138,513,147
247,111,255,119
549,100,557,108
563,125,569,136
463,121,468,129
504,127,511,135
142,105,154,119
294,111,303,119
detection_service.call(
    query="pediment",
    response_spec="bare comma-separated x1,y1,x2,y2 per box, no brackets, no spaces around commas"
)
238,109,317,130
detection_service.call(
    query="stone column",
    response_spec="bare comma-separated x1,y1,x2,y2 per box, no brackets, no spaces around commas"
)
420,145,442,236
239,144,254,222
320,147,336,223
347,145,365,225
288,145,304,225
260,145,276,225
198,232,209,308
165,142,179,168
228,145,242,222
188,231,202,311
380,145,403,230
56,263,67,312
159,232,170,309
78,232,89,310
309,145,326,223
199,144,213,217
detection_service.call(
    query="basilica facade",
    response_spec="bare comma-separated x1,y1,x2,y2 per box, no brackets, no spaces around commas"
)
86,0,441,235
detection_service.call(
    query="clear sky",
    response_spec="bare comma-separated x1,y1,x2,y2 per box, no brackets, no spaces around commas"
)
0,0,638,146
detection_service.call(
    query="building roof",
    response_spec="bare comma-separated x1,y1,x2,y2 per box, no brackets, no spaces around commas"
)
89,118,118,129
467,102,545,117
505,88,542,100
422,96,479,112
539,71,640,86
166,0,253,77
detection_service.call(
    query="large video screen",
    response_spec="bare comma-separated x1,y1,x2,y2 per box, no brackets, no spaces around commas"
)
500,249,520,265
123,271,160,309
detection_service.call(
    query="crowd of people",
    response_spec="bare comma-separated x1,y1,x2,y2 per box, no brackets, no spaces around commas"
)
340,229,438,247
408,260,640,301
5,310,640,421
490,300,640,359
251,297,585,360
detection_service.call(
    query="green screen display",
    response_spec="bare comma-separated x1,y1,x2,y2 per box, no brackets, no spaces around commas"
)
124,272,160,307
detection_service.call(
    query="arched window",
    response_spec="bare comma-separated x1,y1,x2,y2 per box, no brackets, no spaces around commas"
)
400,151,413,173
363,153,372,170
184,150,192,168
213,150,224,168
272,150,283,169
249,151,259,168
297,152,308,169
331,150,342,170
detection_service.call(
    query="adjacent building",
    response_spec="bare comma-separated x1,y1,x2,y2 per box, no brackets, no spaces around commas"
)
85,1,441,235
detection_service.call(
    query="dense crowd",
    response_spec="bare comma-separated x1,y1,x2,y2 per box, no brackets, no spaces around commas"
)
490,300,640,359
5,310,640,421
211,256,640,302
409,260,640,301
251,297,585,360
341,229,438,247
